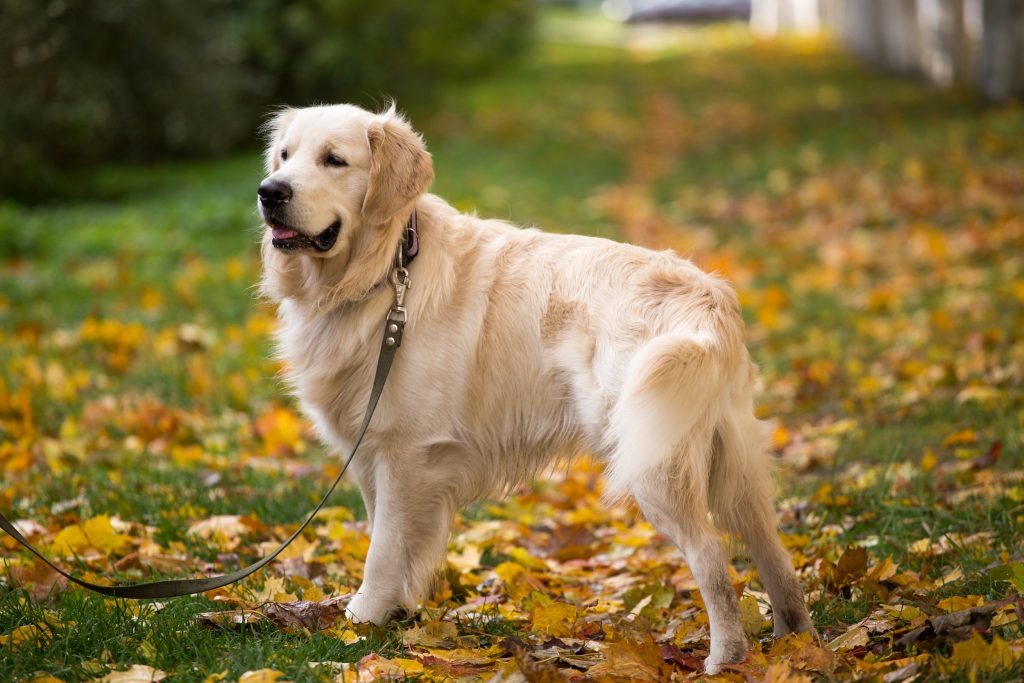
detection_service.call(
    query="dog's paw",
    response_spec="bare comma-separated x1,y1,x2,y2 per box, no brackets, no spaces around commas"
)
705,638,747,675
345,594,394,625
346,592,415,625
772,605,815,637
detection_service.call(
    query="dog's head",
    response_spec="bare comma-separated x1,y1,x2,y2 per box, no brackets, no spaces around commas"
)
258,104,434,258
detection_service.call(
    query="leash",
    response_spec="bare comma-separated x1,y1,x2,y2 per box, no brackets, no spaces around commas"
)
0,213,418,599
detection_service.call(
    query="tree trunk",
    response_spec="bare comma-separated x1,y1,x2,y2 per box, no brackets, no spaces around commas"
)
917,0,970,87
750,0,822,37
841,0,885,65
877,0,920,75
976,0,1024,101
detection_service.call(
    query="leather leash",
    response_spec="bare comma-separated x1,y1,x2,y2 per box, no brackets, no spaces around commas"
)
0,214,418,599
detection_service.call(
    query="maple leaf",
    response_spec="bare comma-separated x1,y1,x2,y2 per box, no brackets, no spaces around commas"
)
530,601,580,638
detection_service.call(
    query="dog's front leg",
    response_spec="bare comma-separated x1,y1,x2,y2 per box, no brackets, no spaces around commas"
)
345,454,456,625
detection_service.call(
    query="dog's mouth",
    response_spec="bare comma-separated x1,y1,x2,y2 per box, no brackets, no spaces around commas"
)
269,220,341,252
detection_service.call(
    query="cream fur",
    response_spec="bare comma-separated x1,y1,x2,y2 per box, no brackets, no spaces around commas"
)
257,103,813,673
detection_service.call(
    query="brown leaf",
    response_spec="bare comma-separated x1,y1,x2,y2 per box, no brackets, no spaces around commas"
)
587,636,673,681
113,552,195,574
660,643,704,671
262,596,346,631
882,662,919,683
836,547,868,585
196,610,264,629
895,597,1011,650
511,650,568,683
970,440,1002,469
8,559,68,600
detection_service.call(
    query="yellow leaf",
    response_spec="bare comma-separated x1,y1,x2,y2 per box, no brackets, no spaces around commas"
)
763,661,813,683
0,622,49,647
237,670,288,683
943,631,1018,674
956,386,1003,405
254,576,296,603
403,620,459,649
98,665,167,682
52,515,129,556
324,627,362,645
942,429,976,447
357,656,423,679
919,448,937,473
740,595,767,637
530,601,579,638
494,562,531,601
82,515,131,554
201,672,228,683
255,406,305,455
828,624,869,651
507,546,547,570
49,516,129,557
276,533,316,562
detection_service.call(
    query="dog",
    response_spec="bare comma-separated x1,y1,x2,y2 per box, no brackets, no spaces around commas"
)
257,103,813,673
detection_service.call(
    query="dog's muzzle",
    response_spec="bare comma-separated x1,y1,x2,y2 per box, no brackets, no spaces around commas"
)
270,220,342,252
258,178,341,252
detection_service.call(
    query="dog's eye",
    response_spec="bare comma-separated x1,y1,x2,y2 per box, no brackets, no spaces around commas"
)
324,154,348,168
280,149,288,161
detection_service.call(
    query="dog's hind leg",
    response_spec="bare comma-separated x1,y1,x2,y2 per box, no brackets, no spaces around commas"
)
632,469,747,675
710,410,813,636
608,333,747,673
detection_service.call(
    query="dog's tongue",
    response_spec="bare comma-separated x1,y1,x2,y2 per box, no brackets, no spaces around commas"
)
272,227,299,240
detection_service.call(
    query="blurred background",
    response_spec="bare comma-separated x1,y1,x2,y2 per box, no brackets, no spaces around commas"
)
1,0,1022,205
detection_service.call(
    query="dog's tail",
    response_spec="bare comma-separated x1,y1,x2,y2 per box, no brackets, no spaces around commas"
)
603,331,731,502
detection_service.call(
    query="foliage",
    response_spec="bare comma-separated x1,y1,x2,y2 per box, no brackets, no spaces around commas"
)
243,0,535,113
0,0,256,203
0,0,534,203
2,15,1024,683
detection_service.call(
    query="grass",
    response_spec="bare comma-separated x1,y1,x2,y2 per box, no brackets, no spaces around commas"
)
2,10,1023,682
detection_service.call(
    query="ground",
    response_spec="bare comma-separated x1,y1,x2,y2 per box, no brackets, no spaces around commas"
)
1,13,1023,683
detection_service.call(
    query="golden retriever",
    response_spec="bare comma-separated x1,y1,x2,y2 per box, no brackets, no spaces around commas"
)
257,103,812,673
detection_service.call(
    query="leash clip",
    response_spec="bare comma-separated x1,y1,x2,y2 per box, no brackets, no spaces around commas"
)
390,265,410,309
385,264,409,348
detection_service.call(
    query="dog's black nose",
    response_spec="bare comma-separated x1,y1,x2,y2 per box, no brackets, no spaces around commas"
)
258,179,292,207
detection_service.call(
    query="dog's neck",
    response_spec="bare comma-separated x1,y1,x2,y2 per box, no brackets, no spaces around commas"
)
260,203,418,314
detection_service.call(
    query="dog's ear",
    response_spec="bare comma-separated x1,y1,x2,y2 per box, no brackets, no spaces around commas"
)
261,107,297,174
362,112,434,226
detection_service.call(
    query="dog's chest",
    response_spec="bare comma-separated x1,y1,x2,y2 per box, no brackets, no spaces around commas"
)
276,304,378,438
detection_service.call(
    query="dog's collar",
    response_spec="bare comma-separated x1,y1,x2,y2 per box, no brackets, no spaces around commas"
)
399,209,419,268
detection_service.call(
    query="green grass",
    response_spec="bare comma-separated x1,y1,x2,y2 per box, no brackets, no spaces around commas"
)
2,10,1023,682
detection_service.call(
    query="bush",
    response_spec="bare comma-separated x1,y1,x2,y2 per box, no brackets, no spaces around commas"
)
243,0,535,111
0,0,534,203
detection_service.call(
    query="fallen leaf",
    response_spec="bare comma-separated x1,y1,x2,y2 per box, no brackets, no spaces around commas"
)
263,596,345,631
403,620,460,649
530,601,580,638
941,630,1018,674
237,670,288,683
829,624,869,652
740,595,768,637
51,514,129,556
98,665,167,683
